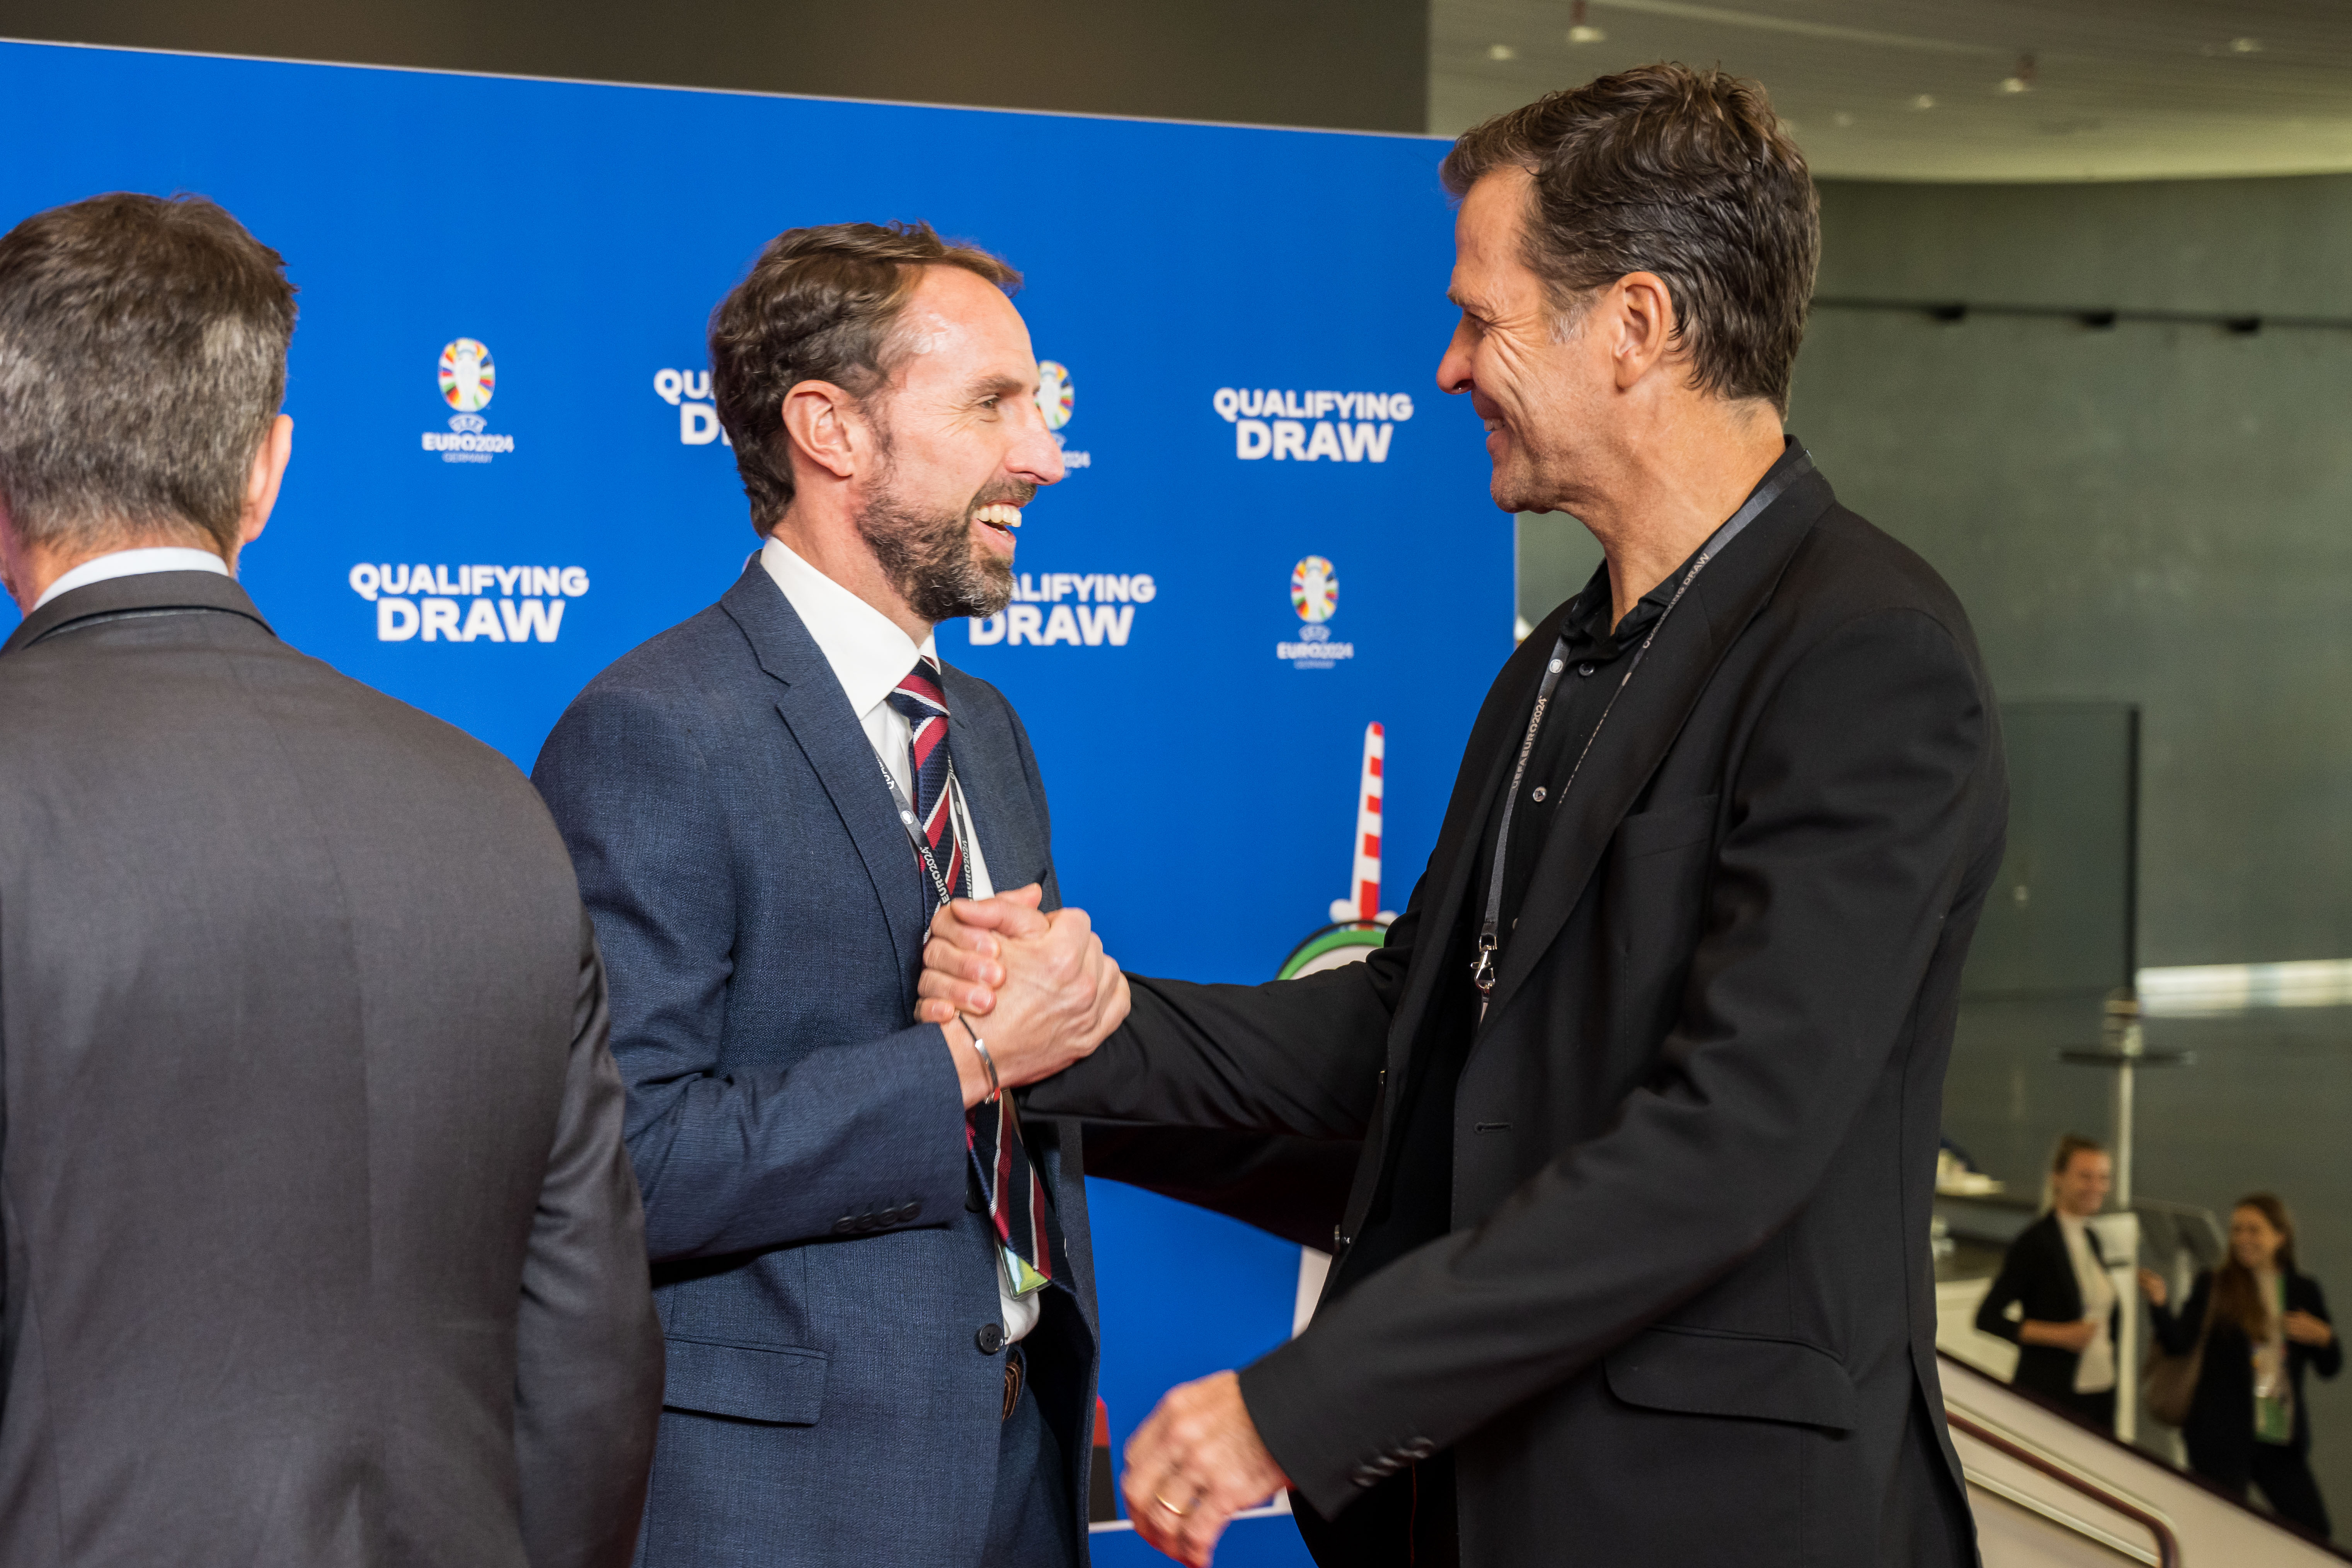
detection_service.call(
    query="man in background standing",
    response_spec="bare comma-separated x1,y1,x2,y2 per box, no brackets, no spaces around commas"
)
0,192,662,1567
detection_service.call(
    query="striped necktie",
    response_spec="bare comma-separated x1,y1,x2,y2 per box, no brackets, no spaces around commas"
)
886,658,1056,1301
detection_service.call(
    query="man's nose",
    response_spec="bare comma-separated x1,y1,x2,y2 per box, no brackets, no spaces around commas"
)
1013,415,1065,486
1436,321,1477,395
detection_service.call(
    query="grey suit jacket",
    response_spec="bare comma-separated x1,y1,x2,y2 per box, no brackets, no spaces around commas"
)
0,572,664,1568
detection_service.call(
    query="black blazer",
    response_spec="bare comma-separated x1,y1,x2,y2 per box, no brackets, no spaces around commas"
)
1032,459,2006,1567
0,574,663,1568
1976,1214,2120,1404
2152,1269,2340,1475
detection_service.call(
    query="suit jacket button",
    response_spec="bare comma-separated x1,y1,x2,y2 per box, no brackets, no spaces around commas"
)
967,1187,987,1214
901,1199,921,1222
976,1322,1005,1355
834,1216,857,1235
1351,1465,1381,1488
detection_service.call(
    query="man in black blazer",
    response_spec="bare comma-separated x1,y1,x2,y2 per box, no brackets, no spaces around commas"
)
921,66,2005,1567
1975,1135,2128,1427
0,193,663,1568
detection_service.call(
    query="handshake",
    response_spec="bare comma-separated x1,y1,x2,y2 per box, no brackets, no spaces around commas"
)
915,884,1131,1109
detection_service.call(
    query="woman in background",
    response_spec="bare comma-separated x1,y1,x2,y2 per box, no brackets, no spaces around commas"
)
2146,1194,2339,1538
1976,1134,2126,1428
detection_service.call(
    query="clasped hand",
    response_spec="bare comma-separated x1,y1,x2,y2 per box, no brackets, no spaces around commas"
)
918,885,1129,1107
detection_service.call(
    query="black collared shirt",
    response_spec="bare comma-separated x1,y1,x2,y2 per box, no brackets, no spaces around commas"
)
1347,439,1807,1285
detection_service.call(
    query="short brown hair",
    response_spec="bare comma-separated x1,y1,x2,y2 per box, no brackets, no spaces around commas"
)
2051,1134,2107,1175
1441,63,1817,413
710,221,1020,531
0,192,295,556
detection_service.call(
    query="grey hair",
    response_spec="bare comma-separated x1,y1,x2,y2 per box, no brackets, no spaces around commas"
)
0,192,296,556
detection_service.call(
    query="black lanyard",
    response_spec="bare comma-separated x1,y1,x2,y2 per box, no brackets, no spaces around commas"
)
1470,454,1812,1011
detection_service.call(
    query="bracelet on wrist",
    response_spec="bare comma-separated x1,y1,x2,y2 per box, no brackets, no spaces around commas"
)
958,1014,1001,1103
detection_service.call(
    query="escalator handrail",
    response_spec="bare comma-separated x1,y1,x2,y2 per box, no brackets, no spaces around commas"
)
1944,1406,2181,1568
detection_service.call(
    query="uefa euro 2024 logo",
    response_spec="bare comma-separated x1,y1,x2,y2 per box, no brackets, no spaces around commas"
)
439,338,494,412
1291,555,1337,622
1279,555,1354,669
424,338,514,463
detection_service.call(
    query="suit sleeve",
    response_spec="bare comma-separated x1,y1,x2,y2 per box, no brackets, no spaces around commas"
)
1974,1231,2037,1346
1023,882,1425,1141
1237,608,1997,1516
533,681,968,1261
513,914,666,1568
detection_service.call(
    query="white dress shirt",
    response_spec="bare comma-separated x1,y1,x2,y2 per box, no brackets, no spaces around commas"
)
2057,1212,2117,1394
759,538,1037,1342
32,545,230,612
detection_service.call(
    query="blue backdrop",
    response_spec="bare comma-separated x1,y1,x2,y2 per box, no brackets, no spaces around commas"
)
0,39,1513,1563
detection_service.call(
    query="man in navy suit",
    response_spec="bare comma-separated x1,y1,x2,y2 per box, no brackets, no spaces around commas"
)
534,222,1129,1566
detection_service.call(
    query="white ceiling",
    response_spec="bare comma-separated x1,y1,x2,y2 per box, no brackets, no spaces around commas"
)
1432,0,2352,181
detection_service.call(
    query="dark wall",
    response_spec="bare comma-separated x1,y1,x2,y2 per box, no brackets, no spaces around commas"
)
0,0,1428,132
1792,174,2352,970
1516,174,2352,968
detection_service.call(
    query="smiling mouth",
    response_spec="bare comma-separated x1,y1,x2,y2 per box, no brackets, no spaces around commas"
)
972,502,1022,551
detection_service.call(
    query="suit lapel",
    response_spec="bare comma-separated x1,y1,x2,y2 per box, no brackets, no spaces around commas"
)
1475,475,1833,1030
721,565,928,982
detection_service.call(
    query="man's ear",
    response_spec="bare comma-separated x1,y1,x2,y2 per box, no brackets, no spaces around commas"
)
1609,272,1679,391
780,381,868,483
233,414,295,560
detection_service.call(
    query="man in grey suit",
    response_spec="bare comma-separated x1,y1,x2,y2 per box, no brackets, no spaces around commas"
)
533,222,1128,1566
0,192,663,1568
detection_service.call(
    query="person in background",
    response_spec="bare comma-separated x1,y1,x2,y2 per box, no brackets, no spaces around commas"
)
0,192,662,1568
2145,1193,2338,1538
1974,1134,2132,1428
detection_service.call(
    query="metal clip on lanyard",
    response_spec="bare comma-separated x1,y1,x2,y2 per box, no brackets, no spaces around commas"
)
875,751,974,912
877,752,1002,1100
1470,453,1813,1016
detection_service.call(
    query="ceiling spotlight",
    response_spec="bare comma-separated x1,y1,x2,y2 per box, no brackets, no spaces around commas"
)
1834,112,1855,128
1568,0,1606,45
2230,37,2263,53
1488,43,1518,61
1999,52,2036,94
1913,94,1937,110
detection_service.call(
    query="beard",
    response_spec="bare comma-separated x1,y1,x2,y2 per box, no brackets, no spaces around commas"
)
853,472,1026,625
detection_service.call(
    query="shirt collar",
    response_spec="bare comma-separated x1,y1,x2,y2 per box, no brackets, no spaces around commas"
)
32,545,231,612
758,536,937,718
1561,438,1810,662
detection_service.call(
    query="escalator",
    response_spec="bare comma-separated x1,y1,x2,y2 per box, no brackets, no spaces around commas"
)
1944,1354,2344,1565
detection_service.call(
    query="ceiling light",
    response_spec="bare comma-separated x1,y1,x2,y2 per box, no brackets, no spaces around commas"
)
2230,37,2263,54
1568,0,1606,45
1487,43,1518,61
1834,112,1854,128
1913,94,1936,110
1999,52,2037,93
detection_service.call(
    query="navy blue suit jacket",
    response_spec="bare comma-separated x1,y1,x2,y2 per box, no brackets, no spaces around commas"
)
535,564,1099,1566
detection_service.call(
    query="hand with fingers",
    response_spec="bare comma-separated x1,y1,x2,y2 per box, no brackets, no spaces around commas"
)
917,884,1129,1107
1117,1371,1291,1567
